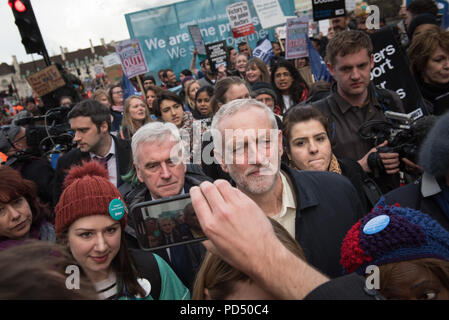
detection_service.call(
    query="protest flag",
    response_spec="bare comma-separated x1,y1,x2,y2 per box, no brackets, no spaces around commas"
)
122,75,138,101
252,36,274,64
306,36,333,83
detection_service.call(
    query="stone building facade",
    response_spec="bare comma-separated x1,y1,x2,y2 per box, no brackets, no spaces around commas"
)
0,39,118,100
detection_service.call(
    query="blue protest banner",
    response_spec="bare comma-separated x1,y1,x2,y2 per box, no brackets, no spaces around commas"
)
252,36,273,64
122,75,138,101
125,0,295,84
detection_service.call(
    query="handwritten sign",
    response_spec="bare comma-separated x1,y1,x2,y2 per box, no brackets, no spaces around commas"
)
26,65,66,97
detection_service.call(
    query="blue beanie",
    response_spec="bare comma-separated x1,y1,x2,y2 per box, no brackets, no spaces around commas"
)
341,198,449,274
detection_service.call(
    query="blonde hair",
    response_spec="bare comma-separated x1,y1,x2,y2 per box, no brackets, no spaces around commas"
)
121,96,152,139
184,80,199,110
91,89,110,106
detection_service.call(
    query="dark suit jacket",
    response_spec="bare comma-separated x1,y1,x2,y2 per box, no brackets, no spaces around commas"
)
272,164,365,278
52,134,132,206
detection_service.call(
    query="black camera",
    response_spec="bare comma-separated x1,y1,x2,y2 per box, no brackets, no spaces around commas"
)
358,110,436,178
14,106,74,158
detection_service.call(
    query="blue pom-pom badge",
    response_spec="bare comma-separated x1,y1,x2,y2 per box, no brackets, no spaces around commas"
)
363,215,390,235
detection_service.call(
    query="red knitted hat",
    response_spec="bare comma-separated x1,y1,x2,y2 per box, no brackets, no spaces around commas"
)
55,161,127,236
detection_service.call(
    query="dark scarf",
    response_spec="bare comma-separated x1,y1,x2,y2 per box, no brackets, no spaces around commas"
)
418,77,449,116
191,107,211,120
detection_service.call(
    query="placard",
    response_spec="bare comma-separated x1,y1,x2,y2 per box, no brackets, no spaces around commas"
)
115,39,149,79
253,0,286,29
104,65,123,85
26,65,66,97
94,64,105,79
312,0,345,21
276,25,286,39
252,36,274,64
102,53,121,68
226,1,256,38
370,27,427,114
285,17,309,60
205,40,229,73
188,25,207,55
125,0,296,83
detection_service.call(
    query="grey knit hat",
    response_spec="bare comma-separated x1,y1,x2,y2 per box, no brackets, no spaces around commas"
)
0,125,21,154
419,111,449,178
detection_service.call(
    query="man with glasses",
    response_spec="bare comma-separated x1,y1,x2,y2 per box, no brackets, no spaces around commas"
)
0,125,54,205
123,121,211,288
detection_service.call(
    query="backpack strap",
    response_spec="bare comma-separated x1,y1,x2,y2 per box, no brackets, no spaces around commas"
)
129,249,161,300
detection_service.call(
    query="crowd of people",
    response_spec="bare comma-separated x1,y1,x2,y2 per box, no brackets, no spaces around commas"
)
0,0,449,301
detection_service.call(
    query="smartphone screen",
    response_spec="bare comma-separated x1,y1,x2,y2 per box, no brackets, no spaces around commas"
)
130,194,207,251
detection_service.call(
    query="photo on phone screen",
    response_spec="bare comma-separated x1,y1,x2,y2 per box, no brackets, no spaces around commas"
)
130,194,207,251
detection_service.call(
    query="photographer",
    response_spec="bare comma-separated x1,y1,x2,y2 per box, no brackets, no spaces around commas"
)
384,111,449,231
312,30,408,193
0,125,54,206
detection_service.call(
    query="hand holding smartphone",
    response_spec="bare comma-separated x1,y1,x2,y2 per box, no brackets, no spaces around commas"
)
130,194,207,251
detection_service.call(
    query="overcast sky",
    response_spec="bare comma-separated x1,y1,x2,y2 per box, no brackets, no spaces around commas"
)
1,0,185,64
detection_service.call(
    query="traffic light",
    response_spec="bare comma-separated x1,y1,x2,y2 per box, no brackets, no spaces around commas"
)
8,0,46,55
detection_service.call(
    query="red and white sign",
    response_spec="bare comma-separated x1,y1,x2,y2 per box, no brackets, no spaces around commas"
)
115,39,149,79
226,1,255,38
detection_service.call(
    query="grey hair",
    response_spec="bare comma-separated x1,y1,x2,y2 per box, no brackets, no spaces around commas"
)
211,99,278,143
131,121,183,167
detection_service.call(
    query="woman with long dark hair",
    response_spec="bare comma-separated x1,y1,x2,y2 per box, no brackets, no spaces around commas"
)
270,59,309,114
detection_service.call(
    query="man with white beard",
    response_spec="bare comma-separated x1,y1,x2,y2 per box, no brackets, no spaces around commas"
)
211,99,365,278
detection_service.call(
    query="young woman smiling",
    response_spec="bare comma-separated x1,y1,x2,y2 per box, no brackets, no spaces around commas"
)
55,161,189,300
120,96,152,140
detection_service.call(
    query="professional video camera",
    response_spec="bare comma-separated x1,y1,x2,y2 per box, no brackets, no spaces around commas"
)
14,106,74,158
358,110,437,178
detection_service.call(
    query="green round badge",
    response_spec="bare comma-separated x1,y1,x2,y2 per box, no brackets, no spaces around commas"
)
109,198,126,221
